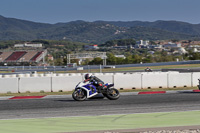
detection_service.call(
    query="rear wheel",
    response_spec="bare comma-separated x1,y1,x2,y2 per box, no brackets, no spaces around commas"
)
105,88,120,100
72,88,87,101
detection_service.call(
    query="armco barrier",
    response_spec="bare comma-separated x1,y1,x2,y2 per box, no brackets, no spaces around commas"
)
142,72,168,89
168,72,192,88
114,73,142,89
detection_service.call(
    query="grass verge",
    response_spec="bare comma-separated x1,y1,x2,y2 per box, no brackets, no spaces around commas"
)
1,110,200,133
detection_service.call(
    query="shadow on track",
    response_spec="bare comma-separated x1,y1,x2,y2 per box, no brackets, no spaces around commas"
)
55,96,106,102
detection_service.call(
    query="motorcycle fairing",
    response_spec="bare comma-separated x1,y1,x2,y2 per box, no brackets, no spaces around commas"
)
105,83,114,88
77,84,98,98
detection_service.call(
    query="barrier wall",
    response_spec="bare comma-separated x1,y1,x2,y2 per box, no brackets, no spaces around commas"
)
52,73,82,92
142,72,168,89
114,73,142,89
0,77,18,93
92,73,113,83
168,72,192,88
192,72,200,87
19,76,51,93
0,71,200,93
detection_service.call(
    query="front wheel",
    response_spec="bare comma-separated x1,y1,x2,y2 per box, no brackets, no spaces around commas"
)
72,88,87,101
104,88,120,100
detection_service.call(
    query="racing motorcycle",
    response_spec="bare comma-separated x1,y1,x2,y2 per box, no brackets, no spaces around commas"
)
72,80,120,101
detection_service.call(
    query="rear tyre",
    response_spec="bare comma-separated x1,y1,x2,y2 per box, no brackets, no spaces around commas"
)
72,88,87,101
105,88,120,100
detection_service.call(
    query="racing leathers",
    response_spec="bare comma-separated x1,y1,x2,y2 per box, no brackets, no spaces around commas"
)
85,75,104,93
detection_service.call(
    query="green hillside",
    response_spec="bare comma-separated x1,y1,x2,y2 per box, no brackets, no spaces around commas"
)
0,15,199,43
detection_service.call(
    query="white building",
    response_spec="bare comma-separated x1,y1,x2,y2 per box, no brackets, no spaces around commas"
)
136,40,149,46
163,42,181,48
178,47,187,54
115,55,126,59
14,43,43,48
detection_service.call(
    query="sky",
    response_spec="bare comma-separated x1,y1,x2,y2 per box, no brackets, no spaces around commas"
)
0,0,200,24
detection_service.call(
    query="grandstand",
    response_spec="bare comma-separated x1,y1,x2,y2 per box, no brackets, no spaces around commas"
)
0,51,13,61
21,51,38,62
0,49,47,66
6,51,27,62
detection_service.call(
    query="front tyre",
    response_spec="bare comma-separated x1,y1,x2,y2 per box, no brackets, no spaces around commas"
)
105,88,120,100
72,88,87,101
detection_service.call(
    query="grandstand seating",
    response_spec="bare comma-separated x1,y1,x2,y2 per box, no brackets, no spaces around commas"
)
19,51,38,62
0,51,13,62
5,51,27,62
30,51,43,62
0,50,46,64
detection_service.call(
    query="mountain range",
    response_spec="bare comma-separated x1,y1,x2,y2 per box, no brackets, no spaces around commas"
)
0,15,199,44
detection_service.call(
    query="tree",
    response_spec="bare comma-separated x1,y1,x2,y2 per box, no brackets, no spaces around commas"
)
189,52,200,60
104,39,136,46
89,57,103,65
116,57,124,64
143,55,153,63
132,54,142,63
54,58,63,66
124,54,133,64
82,59,90,65
107,53,117,65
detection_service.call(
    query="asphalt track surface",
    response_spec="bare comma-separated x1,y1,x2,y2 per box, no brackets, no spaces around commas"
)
1,93,200,119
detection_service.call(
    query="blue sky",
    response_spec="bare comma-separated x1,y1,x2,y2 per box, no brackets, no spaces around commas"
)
0,0,199,24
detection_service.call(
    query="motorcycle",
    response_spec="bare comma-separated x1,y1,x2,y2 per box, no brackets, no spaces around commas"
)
72,80,120,101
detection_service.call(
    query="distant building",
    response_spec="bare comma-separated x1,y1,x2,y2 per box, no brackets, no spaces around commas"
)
135,40,149,48
112,46,127,49
47,54,54,61
115,55,126,59
178,47,187,54
84,45,99,50
14,43,43,48
163,42,181,48
127,45,134,49
188,45,200,48
149,44,163,49
136,40,149,46
147,51,155,54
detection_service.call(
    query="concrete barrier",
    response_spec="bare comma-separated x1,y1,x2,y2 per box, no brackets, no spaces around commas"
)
142,72,168,89
192,72,200,87
52,74,82,92
19,77,51,93
114,73,142,89
0,72,199,93
24,74,31,77
0,78,18,93
168,72,192,88
93,73,113,83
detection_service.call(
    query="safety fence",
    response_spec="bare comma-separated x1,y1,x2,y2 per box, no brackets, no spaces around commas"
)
0,72,200,93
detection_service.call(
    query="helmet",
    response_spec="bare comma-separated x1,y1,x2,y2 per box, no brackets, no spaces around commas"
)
84,73,91,80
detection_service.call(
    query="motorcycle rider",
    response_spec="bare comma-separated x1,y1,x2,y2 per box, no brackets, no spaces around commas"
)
145,67,152,72
84,73,104,92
